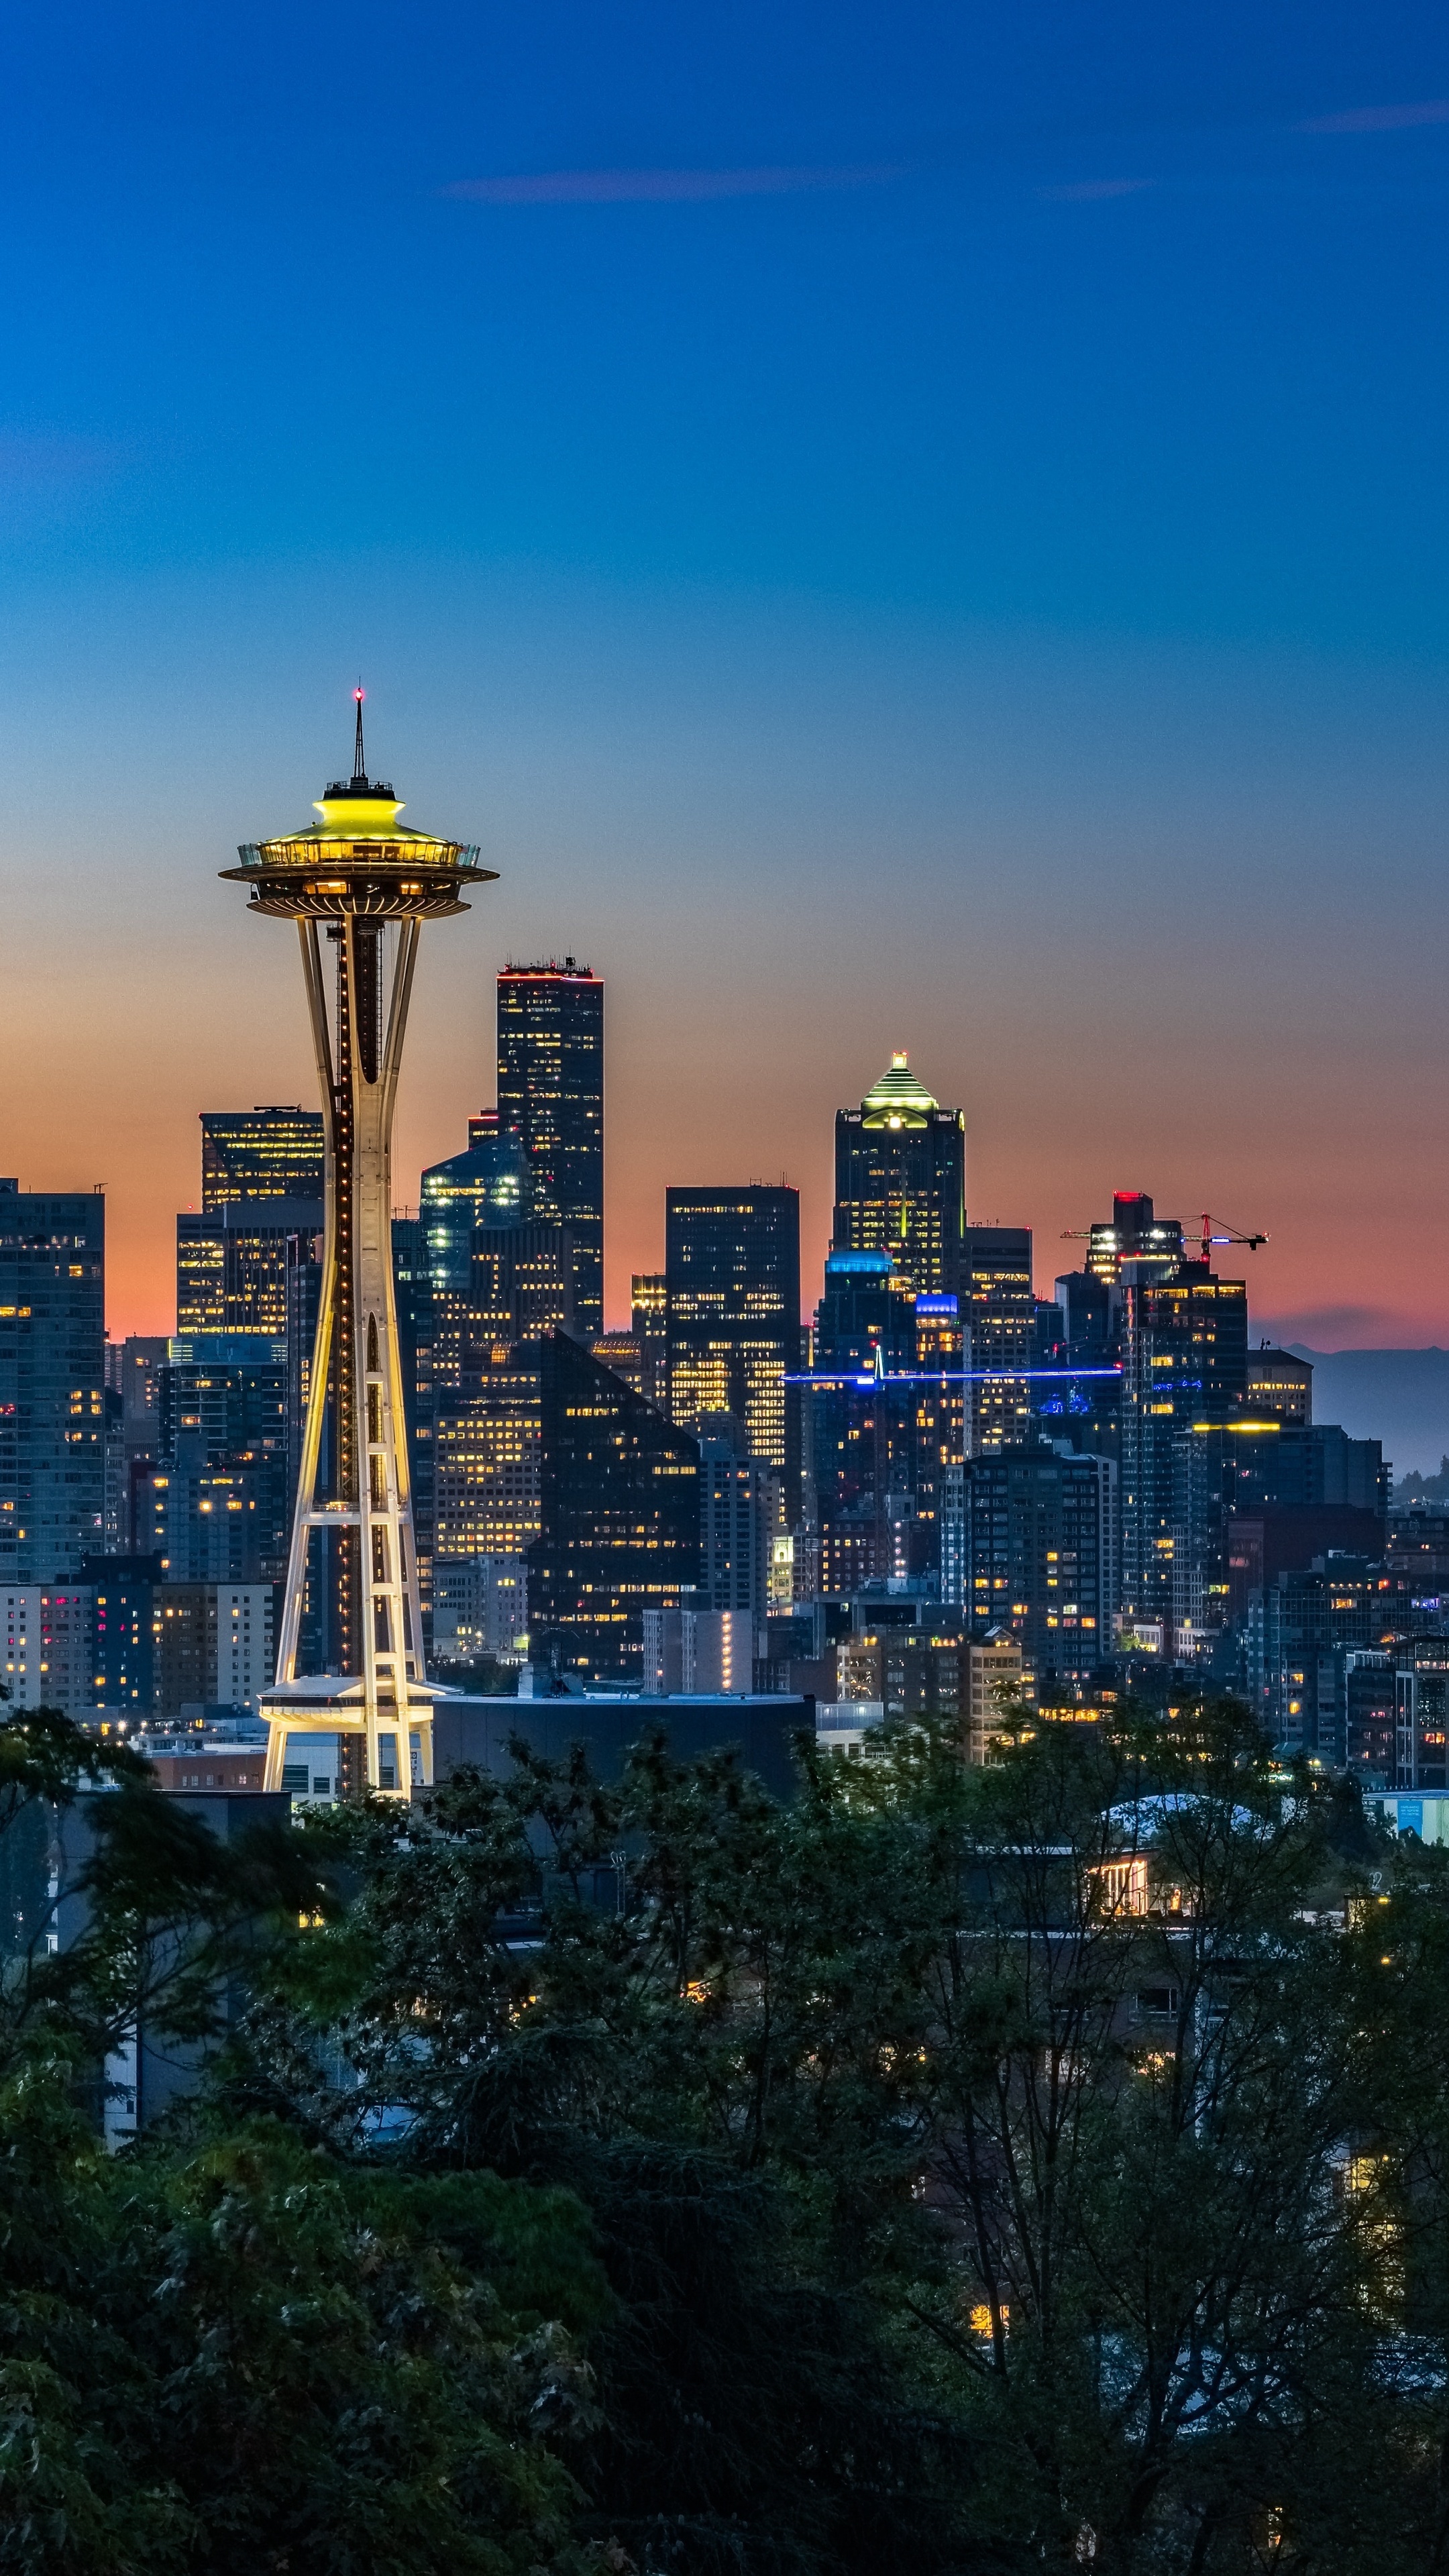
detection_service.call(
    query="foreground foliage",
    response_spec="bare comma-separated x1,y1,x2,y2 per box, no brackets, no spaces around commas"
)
5,1700,1449,2569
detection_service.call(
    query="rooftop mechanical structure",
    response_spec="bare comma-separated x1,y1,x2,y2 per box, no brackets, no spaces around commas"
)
221,694,496,1796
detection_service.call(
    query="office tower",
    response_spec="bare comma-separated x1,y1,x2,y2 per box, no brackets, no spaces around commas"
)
433,1342,543,1568
1039,1271,1121,1460
1225,1505,1389,1630
1247,1347,1313,1424
176,1200,325,1341
665,1187,800,1511
1081,1191,1185,1285
430,1220,573,1394
1119,1260,1248,1633
631,1273,668,1409
130,1336,290,1585
1054,1270,1114,1360
431,1553,528,1664
420,1124,527,1291
429,1228,575,1609
810,1248,919,1589
497,960,604,1338
466,1227,576,1351
221,696,494,1795
528,1334,700,1684
963,1226,1035,1454
0,1183,105,1584
959,1445,1118,1684
590,1332,648,1399
200,1107,325,1210
833,1052,965,1295
1310,1425,1389,1515
912,1291,968,1557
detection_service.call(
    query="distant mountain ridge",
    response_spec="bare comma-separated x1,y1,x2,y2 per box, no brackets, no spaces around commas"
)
1285,1346,1449,1483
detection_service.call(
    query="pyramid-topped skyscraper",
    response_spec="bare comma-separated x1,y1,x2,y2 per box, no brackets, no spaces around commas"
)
832,1049,965,1294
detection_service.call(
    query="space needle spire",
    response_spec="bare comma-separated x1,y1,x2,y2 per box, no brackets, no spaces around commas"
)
222,696,497,1797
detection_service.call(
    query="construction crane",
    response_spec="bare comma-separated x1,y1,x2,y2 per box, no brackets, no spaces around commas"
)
1197,1213,1268,1260
1058,1209,1268,1261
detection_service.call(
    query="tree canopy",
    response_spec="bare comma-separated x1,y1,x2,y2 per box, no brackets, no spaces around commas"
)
3,1698,1449,2573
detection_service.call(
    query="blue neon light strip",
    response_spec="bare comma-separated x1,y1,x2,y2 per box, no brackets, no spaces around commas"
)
784,1366,1123,1386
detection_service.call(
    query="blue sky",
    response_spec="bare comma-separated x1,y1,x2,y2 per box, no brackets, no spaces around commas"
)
3,1,1448,1384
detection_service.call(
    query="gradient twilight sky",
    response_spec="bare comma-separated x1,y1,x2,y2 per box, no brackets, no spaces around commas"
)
3,2,1448,1347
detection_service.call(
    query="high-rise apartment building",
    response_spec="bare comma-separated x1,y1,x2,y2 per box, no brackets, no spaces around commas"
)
665,1187,800,1513
200,1108,325,1210
0,1183,105,1584
963,1226,1035,1454
699,1437,774,1627
153,1580,274,1716
1120,1261,1248,1632
957,1444,1118,1684
83,1552,161,1716
833,1053,965,1295
497,961,604,1338
527,1333,700,1684
1,1585,97,1719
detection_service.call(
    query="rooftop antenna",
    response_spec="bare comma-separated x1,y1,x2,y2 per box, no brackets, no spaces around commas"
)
352,682,366,788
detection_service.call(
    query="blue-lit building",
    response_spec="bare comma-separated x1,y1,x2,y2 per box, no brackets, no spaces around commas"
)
810,1249,959,1589
0,1182,105,1583
420,1116,527,1292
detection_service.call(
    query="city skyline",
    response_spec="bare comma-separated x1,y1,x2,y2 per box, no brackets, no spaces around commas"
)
3,1,1447,1358
14,954,1448,1356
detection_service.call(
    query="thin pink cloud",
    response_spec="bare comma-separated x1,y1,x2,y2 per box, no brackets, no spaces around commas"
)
1040,176,1154,203
1299,98,1449,133
445,162,900,206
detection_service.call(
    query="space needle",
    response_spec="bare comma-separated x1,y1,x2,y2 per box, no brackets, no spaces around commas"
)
222,692,495,1796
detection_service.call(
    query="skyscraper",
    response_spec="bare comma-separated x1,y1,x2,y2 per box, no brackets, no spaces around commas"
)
963,1226,1035,1453
958,1444,1118,1683
1119,1260,1248,1634
176,1201,324,1340
0,1182,105,1583
222,696,494,1795
631,1272,668,1409
496,961,604,1338
665,1187,801,1511
527,1333,700,1684
420,1120,527,1292
200,1108,325,1210
833,1052,965,1295
1080,1192,1186,1285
